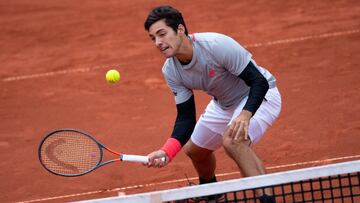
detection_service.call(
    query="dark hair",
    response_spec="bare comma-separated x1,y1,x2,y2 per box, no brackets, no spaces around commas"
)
144,5,188,36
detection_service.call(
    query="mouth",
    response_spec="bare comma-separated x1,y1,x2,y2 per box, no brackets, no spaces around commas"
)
160,46,169,52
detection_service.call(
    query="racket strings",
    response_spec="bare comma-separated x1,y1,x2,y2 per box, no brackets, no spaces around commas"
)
40,131,101,175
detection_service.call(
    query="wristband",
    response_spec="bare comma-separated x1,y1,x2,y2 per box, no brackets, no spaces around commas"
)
161,138,182,161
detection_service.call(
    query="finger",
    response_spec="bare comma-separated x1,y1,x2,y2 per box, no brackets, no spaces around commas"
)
158,156,168,168
147,160,154,168
231,121,240,140
147,156,154,164
155,158,164,168
147,156,157,167
244,122,249,140
151,159,157,168
158,160,165,168
232,121,240,141
234,121,244,141
229,122,236,137
158,157,167,164
224,123,235,139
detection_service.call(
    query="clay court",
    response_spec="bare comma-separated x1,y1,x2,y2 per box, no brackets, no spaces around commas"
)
1,0,359,202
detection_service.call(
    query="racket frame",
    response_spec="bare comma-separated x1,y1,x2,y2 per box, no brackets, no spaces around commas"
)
38,128,144,177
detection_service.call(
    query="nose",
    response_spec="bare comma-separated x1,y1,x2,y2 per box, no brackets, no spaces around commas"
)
155,37,162,47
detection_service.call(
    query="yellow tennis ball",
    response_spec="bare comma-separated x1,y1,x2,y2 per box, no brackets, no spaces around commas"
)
105,69,120,84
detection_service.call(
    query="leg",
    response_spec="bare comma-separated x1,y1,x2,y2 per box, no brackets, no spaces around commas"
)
222,128,266,177
183,140,216,181
223,87,282,200
183,140,225,201
186,117,224,182
223,129,272,198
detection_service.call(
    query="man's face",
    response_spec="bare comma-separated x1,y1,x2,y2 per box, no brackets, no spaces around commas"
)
148,19,183,58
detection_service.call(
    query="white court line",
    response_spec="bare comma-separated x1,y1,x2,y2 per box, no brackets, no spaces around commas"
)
2,29,359,83
243,29,359,48
16,155,360,203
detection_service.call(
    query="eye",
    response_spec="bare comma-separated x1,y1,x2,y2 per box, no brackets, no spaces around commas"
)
159,32,166,37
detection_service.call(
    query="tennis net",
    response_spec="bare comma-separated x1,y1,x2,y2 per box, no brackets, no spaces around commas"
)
74,160,360,203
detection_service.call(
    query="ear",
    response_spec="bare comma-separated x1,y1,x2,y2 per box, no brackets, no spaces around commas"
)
177,24,186,34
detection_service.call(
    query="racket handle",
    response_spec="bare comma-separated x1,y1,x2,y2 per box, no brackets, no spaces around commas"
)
121,154,166,163
121,154,148,163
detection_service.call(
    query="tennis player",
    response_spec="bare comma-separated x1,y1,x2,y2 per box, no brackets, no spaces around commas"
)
144,5,281,203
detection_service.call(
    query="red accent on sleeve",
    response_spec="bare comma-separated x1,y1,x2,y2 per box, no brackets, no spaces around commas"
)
189,34,196,42
161,138,182,161
192,34,196,42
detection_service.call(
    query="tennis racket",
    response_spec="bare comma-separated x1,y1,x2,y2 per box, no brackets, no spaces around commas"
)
38,128,163,177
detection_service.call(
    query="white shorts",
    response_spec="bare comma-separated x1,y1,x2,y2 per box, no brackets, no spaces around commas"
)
191,87,282,150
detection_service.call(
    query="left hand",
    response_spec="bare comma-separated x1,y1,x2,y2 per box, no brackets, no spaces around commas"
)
228,110,253,141
145,150,169,168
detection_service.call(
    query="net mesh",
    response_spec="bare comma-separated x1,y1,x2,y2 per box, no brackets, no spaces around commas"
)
39,130,101,175
191,172,360,203
73,160,360,203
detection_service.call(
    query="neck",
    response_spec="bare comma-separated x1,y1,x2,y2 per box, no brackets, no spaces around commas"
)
175,36,193,64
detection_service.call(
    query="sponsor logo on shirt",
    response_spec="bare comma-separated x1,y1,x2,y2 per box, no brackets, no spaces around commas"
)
208,68,216,78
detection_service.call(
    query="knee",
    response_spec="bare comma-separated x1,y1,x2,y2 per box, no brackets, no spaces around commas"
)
183,142,211,162
183,142,193,157
222,127,251,153
222,137,250,155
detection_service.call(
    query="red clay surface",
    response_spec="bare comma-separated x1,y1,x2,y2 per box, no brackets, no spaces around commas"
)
1,0,359,202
